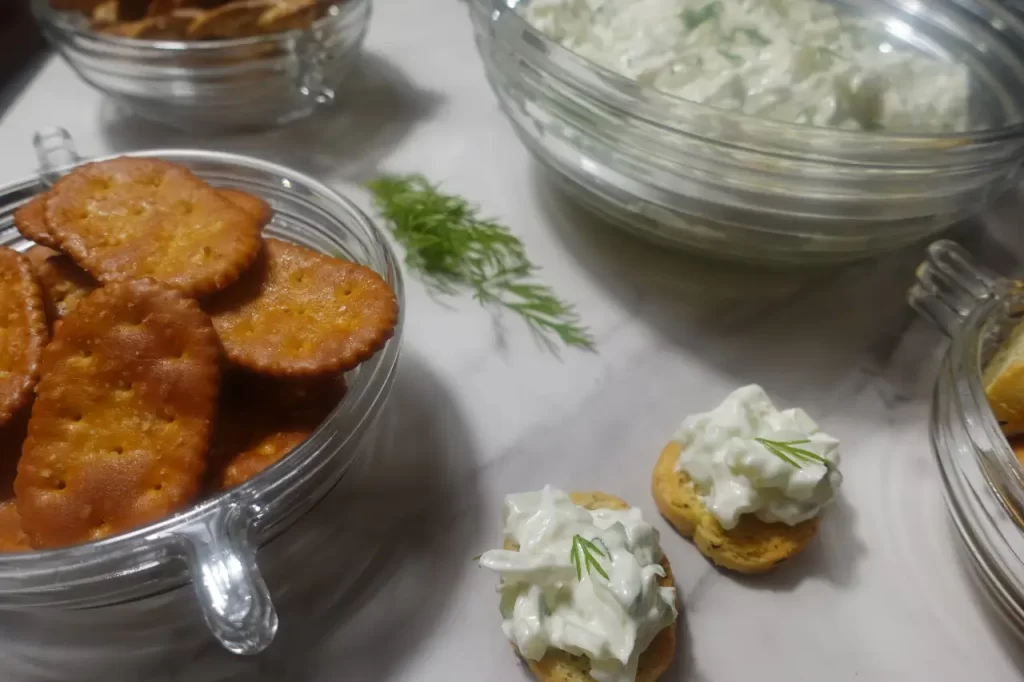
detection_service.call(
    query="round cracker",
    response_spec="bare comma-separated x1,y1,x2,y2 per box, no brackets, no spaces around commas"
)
652,441,820,573
204,238,398,377
208,371,346,489
14,195,60,249
15,279,221,549
504,491,678,682
25,246,98,326
216,188,273,227
0,248,48,428
186,0,275,39
44,157,262,297
0,502,30,553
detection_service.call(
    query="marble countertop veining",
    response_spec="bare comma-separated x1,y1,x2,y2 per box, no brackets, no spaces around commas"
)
3,0,1024,680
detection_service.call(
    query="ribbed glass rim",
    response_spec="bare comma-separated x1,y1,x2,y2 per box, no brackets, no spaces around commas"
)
475,0,1024,151
30,0,367,52
0,148,404,602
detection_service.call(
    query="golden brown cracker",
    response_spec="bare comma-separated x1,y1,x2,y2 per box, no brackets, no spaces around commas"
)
26,246,98,326
204,238,398,376
186,0,275,39
209,371,345,489
92,0,120,23
0,248,48,428
652,441,819,574
505,492,677,682
15,279,220,549
95,13,196,38
0,502,30,553
45,157,261,297
217,188,273,227
258,0,316,32
14,195,60,249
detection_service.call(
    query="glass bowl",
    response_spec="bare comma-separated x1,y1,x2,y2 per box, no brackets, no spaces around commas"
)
0,130,404,656
30,0,372,132
910,240,1024,638
468,0,1024,264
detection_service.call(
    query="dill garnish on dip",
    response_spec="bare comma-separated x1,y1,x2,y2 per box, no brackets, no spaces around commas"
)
367,174,594,352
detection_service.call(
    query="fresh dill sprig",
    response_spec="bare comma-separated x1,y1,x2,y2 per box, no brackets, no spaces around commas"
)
367,174,595,352
755,438,829,468
569,534,609,581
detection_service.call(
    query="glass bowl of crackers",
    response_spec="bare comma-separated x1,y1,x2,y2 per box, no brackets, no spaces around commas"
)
31,0,371,131
0,130,403,656
911,241,1024,639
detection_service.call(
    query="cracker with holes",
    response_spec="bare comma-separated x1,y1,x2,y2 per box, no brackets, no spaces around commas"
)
44,157,262,297
14,195,60,249
0,502,30,553
204,238,398,376
15,279,220,549
0,248,48,428
26,246,98,326
209,372,346,489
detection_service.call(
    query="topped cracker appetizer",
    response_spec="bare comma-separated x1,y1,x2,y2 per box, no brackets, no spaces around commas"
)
652,384,843,574
477,487,678,682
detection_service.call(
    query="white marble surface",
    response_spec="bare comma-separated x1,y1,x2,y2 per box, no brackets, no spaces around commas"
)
4,1,1024,680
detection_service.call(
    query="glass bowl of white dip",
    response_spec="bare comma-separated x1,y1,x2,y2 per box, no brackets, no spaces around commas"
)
468,0,1024,264
910,240,1024,638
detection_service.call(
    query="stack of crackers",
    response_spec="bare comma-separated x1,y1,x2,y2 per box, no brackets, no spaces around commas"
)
50,0,334,41
0,157,398,551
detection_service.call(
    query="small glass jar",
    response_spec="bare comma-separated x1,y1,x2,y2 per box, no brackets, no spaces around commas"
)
30,0,372,132
0,130,404,660
910,240,1024,637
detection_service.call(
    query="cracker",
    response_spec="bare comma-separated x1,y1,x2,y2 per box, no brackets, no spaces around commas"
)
96,12,197,38
259,0,316,32
208,371,345,489
92,0,120,23
14,195,60,249
25,246,99,326
0,248,48,428
217,188,273,227
15,279,220,549
0,502,30,553
45,157,261,297
651,441,819,573
505,492,677,682
204,238,397,376
186,0,275,39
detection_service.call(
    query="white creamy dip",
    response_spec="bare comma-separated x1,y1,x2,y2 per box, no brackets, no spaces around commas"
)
522,0,969,131
478,486,677,682
673,384,841,529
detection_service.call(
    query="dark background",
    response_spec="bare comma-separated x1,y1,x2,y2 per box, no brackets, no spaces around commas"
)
0,1,47,119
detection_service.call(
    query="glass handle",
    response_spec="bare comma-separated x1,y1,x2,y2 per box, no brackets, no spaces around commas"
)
297,32,336,106
908,239,1003,338
171,504,278,655
32,127,83,188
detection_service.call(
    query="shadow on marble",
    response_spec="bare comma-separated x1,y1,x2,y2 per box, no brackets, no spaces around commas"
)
726,496,865,593
533,167,937,405
0,350,481,682
96,52,443,184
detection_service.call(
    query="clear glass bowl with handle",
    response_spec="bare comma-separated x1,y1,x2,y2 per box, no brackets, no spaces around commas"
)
29,0,371,132
910,240,1024,638
468,0,1024,264
0,129,404,659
